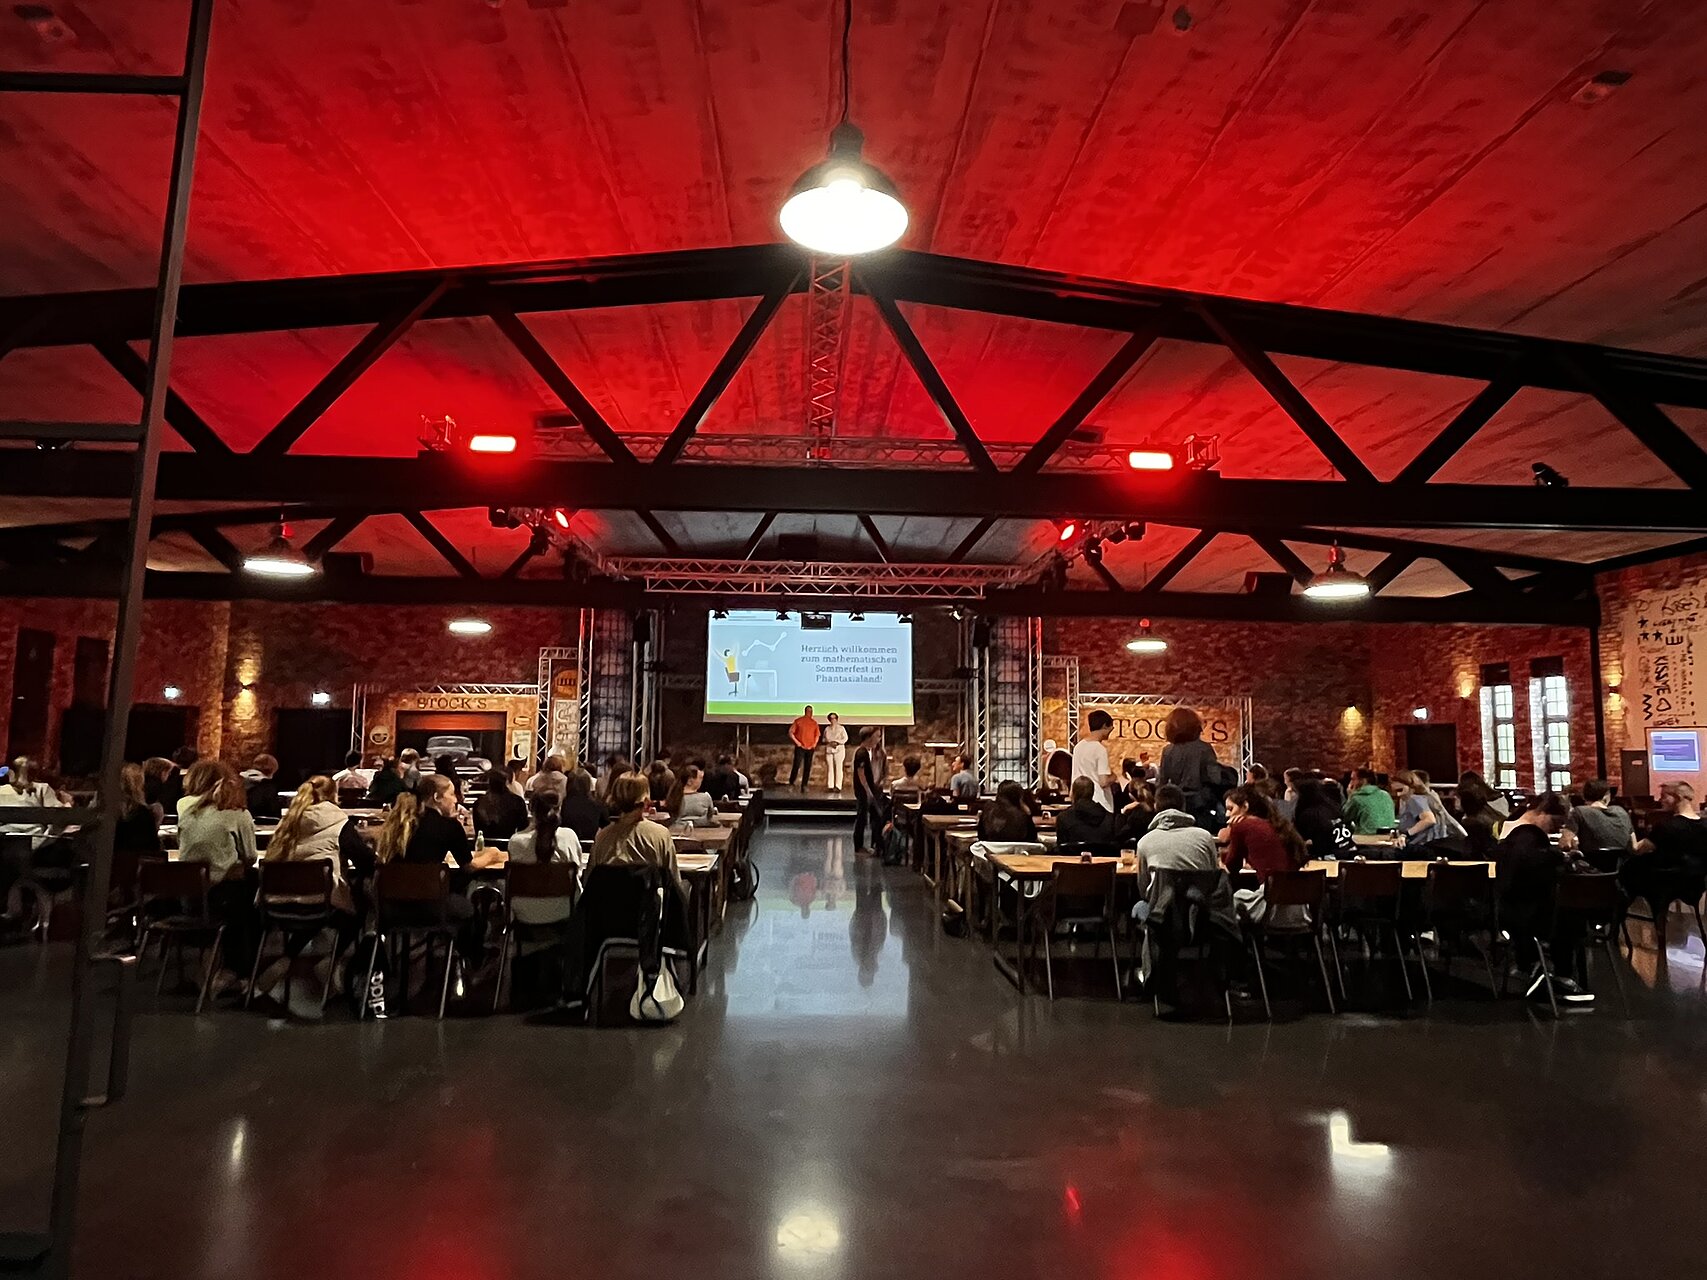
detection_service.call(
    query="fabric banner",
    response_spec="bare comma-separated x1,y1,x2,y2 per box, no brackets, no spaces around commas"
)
1621,583,1703,741
1077,699,1244,772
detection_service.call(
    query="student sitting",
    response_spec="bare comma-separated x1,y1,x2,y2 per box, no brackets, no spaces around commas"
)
977,780,1038,843
1561,778,1635,872
1342,767,1397,835
1056,775,1117,850
947,754,979,802
472,768,528,842
664,766,716,826
559,769,608,845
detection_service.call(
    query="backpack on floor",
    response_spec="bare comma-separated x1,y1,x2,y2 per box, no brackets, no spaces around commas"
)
879,818,909,866
728,855,760,902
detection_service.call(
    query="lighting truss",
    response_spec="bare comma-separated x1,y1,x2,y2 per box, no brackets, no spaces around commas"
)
600,557,1032,600
804,258,849,456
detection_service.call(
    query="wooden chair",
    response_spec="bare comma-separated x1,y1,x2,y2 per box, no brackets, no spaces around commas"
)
367,862,458,1020
1025,860,1122,1001
246,859,342,1014
1333,860,1415,1004
1243,868,1337,1020
492,861,578,1013
136,860,224,1014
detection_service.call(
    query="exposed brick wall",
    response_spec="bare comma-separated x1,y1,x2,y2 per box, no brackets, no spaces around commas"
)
0,599,229,764
1595,548,1707,791
1365,623,1596,787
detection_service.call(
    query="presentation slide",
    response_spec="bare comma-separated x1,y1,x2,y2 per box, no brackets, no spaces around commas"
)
1649,728,1704,773
705,611,914,724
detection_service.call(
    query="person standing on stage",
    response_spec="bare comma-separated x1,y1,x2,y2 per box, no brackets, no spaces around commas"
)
788,705,822,793
823,712,849,793
852,725,886,855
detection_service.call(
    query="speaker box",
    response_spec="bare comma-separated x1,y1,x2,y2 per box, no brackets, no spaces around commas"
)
1242,571,1294,598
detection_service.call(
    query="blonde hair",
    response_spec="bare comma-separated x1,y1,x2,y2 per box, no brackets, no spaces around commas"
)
609,771,650,817
1663,780,1696,805
119,761,148,811
375,792,419,863
268,775,335,861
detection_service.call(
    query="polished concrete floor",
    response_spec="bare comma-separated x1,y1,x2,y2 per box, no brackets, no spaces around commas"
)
5,823,1707,1279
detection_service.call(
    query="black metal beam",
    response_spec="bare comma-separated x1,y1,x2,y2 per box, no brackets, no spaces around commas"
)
486,301,636,465
9,247,1707,413
1364,553,1416,594
635,510,682,555
500,531,549,580
186,527,242,572
1085,556,1126,593
652,272,798,465
1143,531,1216,592
10,452,1707,533
301,514,365,560
1437,552,1515,597
253,281,448,456
402,512,479,579
866,288,997,473
740,512,777,561
1196,302,1377,484
1588,535,1707,575
1253,535,1313,584
0,71,186,95
1394,377,1519,484
1015,324,1160,475
1563,350,1707,490
1279,526,1575,575
947,517,996,564
858,515,893,564
94,339,231,454
0,566,1596,624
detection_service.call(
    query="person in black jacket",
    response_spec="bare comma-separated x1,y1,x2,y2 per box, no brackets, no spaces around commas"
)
1496,792,1589,1003
559,767,609,844
1158,706,1224,831
852,726,886,854
471,768,528,841
978,781,1039,843
702,754,743,805
1056,776,1117,850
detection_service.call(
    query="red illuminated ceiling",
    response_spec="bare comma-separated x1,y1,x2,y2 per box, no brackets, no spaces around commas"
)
4,0,1707,584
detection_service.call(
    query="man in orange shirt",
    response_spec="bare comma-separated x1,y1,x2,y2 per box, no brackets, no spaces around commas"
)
788,705,822,793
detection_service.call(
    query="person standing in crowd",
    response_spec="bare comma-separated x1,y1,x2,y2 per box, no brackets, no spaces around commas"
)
558,768,608,844
822,712,849,793
242,753,283,821
1497,793,1592,1004
1072,710,1116,811
1343,766,1397,835
1561,779,1636,872
332,751,372,795
948,753,979,802
1056,775,1117,850
852,725,886,854
1622,780,1707,912
978,780,1039,843
366,757,407,806
788,705,822,793
1158,706,1222,830
473,767,528,841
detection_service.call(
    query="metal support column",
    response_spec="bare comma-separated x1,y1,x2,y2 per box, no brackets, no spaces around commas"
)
0,3,218,1275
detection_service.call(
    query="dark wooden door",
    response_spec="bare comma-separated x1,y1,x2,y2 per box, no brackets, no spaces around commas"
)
1398,724,1459,783
273,708,356,786
7,627,56,760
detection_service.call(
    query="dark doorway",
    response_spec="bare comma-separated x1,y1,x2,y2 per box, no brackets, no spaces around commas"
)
7,627,56,761
71,636,109,708
58,704,198,778
273,708,356,786
1397,724,1459,783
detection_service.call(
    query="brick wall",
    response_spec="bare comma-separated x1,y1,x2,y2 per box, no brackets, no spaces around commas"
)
1595,547,1707,790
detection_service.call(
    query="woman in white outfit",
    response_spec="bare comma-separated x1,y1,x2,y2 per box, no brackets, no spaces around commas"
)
823,713,849,792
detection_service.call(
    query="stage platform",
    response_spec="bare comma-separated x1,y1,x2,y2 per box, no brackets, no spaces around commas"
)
757,786,857,821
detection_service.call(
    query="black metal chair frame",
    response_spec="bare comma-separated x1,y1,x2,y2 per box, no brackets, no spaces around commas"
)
492,860,579,1013
1332,861,1417,1006
1242,869,1339,1020
136,860,225,1015
1134,867,1235,1021
245,859,344,1015
1024,861,1123,1002
364,862,459,1021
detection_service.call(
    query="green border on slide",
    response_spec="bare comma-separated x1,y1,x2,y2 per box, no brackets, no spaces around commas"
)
705,699,913,723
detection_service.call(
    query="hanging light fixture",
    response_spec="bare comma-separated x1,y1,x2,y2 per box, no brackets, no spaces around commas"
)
779,1,908,256
1303,543,1371,601
243,521,317,578
447,618,493,636
1125,619,1168,654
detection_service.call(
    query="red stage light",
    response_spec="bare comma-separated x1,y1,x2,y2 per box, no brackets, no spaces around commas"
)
552,508,572,530
1057,520,1078,542
467,433,518,454
1127,448,1175,471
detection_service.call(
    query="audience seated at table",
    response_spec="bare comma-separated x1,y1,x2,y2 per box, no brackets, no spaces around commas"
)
528,754,570,803
396,775,499,872
432,754,464,802
977,780,1038,843
1496,792,1592,1003
597,754,633,803
115,762,162,857
702,754,742,805
1341,767,1396,835
505,758,530,796
1621,780,1707,911
141,756,176,814
1219,785,1307,925
589,772,685,896
665,765,716,826
1133,783,1237,934
1056,775,1117,849
646,755,676,804
175,759,261,990
1117,780,1156,844
948,754,979,802
332,751,373,795
473,767,528,842
1392,769,1457,850
1561,779,1636,872
365,757,408,806
267,774,368,918
890,755,926,808
557,769,608,845
1454,771,1508,857
1273,768,1303,822
241,753,283,821
508,792,582,867
1291,779,1356,859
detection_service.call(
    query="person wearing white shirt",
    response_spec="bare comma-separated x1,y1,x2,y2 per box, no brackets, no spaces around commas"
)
822,713,850,792
1070,710,1116,812
331,751,374,794
506,793,583,926
0,756,69,849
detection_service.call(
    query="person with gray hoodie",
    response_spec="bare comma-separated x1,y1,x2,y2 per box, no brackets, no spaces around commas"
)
1132,785,1238,998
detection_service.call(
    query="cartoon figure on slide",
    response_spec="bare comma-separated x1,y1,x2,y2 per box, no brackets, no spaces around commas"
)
722,648,739,693
715,632,785,700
